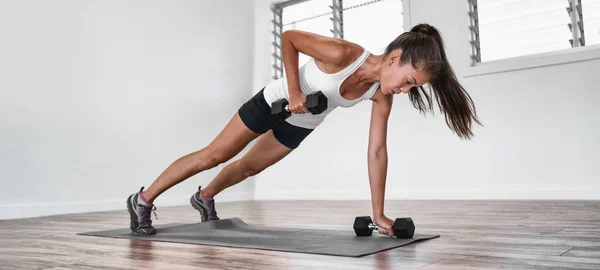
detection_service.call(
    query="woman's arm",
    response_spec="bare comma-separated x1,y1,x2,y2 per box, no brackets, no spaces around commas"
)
368,90,393,221
280,30,352,113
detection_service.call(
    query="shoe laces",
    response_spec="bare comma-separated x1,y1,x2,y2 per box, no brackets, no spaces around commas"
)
137,186,158,226
208,199,218,218
139,204,158,228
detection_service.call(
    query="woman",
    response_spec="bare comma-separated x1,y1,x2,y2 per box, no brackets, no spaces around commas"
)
127,23,481,237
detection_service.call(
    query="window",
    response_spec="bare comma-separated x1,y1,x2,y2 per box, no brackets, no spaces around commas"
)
271,0,337,79
271,0,403,79
343,0,404,54
281,0,334,71
468,0,598,65
582,0,600,46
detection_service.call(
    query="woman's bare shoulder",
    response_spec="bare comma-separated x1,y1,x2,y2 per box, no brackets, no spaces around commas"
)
314,40,365,74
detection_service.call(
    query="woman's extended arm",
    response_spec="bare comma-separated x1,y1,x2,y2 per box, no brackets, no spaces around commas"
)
367,90,394,236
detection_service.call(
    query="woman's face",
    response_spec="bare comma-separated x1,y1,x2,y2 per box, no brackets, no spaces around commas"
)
380,52,430,95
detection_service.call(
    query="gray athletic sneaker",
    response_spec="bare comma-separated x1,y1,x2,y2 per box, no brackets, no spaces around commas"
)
190,186,219,222
126,187,157,236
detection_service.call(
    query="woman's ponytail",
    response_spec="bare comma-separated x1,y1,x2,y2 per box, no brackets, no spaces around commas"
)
386,24,482,139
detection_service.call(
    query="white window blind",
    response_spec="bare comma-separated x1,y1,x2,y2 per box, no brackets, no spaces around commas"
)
343,0,404,54
477,0,573,62
582,0,600,45
282,0,333,67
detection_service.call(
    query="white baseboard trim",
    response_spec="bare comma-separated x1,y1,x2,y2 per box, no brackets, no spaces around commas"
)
0,191,253,220
254,188,600,201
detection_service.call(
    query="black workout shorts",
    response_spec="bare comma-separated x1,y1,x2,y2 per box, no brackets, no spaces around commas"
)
238,88,313,149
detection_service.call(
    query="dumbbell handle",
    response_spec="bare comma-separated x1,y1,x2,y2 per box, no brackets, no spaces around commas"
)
283,104,310,112
281,92,325,113
368,223,381,230
282,105,312,113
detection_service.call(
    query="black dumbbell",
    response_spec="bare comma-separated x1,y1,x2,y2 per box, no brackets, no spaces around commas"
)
353,216,415,239
271,91,328,119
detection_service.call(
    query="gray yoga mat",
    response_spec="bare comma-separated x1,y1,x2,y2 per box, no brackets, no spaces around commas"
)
78,217,439,257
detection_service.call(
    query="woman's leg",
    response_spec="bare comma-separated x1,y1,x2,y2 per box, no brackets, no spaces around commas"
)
201,129,294,198
141,112,260,202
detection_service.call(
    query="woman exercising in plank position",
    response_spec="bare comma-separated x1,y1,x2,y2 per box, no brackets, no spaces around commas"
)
127,23,481,237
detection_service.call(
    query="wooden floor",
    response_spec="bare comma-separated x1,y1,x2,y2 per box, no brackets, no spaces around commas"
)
1,200,600,270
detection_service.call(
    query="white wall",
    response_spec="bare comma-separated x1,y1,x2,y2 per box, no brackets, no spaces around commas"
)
0,0,256,220
252,0,600,200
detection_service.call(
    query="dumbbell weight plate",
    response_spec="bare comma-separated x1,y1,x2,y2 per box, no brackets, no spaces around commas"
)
392,218,415,239
271,98,291,118
353,216,374,236
306,91,328,114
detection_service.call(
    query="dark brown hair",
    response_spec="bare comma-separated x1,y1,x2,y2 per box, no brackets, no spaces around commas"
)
384,23,482,139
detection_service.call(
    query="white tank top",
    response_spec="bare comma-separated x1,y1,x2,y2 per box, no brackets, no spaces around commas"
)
263,49,380,129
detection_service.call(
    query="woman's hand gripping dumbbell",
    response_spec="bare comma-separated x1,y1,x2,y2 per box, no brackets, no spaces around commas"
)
271,91,328,119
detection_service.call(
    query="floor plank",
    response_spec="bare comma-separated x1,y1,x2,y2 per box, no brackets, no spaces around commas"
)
562,247,600,258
